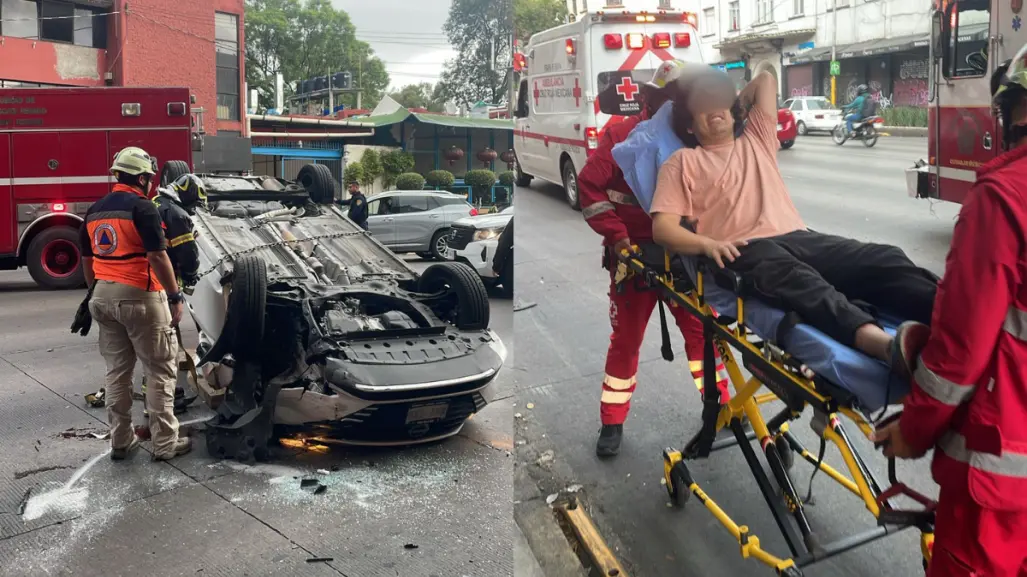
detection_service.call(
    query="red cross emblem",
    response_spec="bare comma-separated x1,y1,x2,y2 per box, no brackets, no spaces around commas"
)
616,76,639,101
572,78,583,107
533,81,541,106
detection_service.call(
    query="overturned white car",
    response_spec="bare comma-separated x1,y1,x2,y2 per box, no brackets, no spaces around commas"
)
184,166,506,462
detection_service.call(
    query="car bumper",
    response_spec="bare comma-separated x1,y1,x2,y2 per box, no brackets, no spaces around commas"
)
777,122,798,142
448,239,500,279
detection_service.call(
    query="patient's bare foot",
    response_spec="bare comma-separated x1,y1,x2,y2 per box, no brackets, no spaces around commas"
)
889,321,931,382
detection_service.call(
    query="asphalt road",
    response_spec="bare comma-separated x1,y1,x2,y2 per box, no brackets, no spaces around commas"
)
512,135,961,577
0,256,514,577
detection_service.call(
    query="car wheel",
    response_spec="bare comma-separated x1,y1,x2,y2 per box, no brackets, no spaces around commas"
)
498,254,513,299
418,262,490,330
562,159,581,211
26,226,85,290
160,160,191,188
780,139,795,150
796,121,807,136
515,158,533,187
430,229,451,260
297,164,336,204
224,255,267,362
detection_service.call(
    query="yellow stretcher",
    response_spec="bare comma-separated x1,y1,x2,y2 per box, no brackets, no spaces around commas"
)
619,248,937,576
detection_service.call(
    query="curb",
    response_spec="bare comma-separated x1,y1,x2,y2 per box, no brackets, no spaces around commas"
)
880,126,927,138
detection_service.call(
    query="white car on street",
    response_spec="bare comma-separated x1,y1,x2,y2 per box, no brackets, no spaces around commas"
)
782,96,844,136
446,207,513,297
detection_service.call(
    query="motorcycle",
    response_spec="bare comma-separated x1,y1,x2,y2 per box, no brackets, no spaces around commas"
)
832,116,882,148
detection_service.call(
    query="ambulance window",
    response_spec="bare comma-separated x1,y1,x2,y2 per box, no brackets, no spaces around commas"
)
942,0,990,79
516,80,529,118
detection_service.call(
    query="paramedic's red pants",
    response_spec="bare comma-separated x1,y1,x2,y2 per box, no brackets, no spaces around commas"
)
600,276,730,426
927,485,1027,577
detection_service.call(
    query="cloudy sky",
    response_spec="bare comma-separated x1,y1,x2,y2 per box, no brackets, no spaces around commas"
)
332,0,457,90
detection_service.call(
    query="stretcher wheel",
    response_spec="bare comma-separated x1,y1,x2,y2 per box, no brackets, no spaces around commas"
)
667,461,693,507
776,436,794,471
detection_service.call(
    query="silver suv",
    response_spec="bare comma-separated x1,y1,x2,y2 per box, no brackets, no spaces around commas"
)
365,190,479,260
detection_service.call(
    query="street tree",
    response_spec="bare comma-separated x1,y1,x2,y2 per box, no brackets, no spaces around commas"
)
360,150,383,193
245,0,390,112
436,0,513,109
514,0,568,43
389,83,446,112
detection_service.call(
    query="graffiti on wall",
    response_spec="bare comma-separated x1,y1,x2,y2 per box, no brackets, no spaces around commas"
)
893,57,930,107
789,84,814,97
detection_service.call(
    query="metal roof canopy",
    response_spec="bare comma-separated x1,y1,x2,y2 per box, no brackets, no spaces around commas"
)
714,28,817,50
359,109,514,131
789,33,931,64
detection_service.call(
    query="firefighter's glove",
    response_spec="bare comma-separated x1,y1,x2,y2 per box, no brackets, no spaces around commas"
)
70,286,95,337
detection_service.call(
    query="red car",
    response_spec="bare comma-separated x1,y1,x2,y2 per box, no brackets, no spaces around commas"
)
777,107,797,149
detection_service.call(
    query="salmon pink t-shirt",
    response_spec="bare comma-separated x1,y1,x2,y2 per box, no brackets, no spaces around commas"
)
649,107,806,244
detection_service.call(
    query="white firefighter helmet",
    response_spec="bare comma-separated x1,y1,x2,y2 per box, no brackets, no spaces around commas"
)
110,147,158,176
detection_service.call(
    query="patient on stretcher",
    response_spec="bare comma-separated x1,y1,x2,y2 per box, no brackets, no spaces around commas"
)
648,68,938,382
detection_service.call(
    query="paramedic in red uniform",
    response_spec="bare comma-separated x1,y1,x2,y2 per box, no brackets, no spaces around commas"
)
579,60,730,457
873,44,1027,576
80,147,193,462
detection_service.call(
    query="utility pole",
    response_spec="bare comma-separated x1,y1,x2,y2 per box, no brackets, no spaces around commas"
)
830,0,839,106
357,59,363,110
328,71,334,116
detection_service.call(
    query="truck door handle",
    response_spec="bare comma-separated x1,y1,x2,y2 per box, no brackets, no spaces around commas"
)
429,214,440,219
983,132,992,150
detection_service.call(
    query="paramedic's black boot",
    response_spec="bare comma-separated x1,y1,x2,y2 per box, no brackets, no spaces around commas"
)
596,425,623,457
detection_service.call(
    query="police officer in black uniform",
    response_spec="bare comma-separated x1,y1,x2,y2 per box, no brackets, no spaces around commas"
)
346,181,369,230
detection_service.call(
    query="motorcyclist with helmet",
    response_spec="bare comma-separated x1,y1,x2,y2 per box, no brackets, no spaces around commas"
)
872,42,1027,576
843,84,870,137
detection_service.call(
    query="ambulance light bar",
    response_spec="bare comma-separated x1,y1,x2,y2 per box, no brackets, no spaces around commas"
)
592,10,697,24
605,32,691,50
603,34,624,49
626,33,645,49
653,32,671,48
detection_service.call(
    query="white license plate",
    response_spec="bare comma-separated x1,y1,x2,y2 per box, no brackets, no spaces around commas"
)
405,403,449,424
776,124,783,131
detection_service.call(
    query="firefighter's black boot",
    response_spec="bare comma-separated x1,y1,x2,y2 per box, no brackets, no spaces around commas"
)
596,424,623,457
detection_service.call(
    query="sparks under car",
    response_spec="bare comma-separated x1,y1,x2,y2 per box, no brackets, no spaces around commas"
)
184,165,506,462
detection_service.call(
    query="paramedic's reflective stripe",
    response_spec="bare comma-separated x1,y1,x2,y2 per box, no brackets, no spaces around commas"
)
583,201,616,219
0,176,115,186
689,360,728,391
914,363,975,406
1003,306,1027,341
939,431,1027,479
606,189,640,206
168,232,194,248
601,374,636,404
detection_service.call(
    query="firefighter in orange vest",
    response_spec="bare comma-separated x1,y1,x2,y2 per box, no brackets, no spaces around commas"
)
873,44,1027,576
79,147,192,461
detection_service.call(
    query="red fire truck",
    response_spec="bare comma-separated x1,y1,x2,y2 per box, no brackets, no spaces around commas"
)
910,0,1026,203
0,87,195,289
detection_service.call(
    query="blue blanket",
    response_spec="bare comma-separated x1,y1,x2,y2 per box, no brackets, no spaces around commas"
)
610,102,683,214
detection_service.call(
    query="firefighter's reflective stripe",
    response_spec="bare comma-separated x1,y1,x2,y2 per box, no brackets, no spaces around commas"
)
583,201,616,220
167,232,195,248
914,362,976,406
601,374,636,404
86,194,163,292
1003,306,1027,341
938,430,1027,479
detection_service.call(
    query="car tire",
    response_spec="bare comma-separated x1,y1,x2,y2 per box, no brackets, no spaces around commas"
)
515,159,533,187
562,159,581,211
26,226,85,290
796,121,807,136
430,229,451,261
297,163,336,204
780,139,795,150
418,261,490,331
225,255,267,361
160,160,191,188
498,253,513,299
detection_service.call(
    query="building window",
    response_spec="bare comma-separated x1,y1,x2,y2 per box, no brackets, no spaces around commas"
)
1,0,39,39
215,12,241,122
702,7,715,35
728,1,740,30
793,0,804,15
756,0,773,23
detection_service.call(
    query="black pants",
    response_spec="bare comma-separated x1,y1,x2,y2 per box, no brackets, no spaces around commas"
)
725,230,938,347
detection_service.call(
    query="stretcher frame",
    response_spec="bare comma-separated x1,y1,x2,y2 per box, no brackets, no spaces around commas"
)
620,250,937,576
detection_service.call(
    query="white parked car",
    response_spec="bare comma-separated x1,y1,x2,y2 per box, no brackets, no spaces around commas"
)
184,168,506,462
782,96,844,136
447,206,513,298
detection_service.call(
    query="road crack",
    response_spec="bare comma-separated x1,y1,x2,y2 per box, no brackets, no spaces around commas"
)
13,465,74,480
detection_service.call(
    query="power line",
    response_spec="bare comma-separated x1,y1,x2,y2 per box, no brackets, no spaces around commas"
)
0,10,121,23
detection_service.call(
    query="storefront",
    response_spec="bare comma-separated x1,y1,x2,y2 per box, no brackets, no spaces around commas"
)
710,59,749,91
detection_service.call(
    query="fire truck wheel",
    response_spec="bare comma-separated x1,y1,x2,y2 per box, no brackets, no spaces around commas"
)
26,226,85,290
297,164,335,204
160,160,191,187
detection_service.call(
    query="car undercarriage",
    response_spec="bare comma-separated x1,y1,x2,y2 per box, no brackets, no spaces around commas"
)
183,168,506,462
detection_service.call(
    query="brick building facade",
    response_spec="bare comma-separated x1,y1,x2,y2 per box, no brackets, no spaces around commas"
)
0,0,246,138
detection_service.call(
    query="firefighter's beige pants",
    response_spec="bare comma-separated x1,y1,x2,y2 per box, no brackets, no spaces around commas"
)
89,281,181,456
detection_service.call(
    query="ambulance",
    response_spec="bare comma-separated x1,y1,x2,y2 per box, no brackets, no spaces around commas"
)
512,0,705,210
909,0,1027,204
